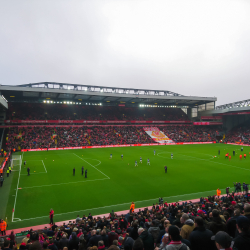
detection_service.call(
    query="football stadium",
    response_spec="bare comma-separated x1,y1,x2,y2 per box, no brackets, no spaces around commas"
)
1,1,250,249
0,82,250,249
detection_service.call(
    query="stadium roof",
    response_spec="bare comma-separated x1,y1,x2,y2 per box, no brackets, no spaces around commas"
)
0,82,217,108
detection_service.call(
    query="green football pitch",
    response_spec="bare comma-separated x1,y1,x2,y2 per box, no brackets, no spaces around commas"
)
3,144,250,229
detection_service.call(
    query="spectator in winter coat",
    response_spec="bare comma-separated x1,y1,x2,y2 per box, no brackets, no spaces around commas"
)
108,227,118,246
233,216,250,250
123,234,134,250
189,217,216,250
207,209,226,235
180,214,195,240
148,220,160,243
87,230,102,247
68,232,80,250
138,228,154,250
59,234,69,249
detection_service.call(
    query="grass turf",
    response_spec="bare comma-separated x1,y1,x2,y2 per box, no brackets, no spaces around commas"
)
3,144,250,230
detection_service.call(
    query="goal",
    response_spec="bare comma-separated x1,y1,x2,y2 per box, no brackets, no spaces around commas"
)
11,155,22,170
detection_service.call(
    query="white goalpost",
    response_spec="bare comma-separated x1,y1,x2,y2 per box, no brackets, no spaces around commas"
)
11,155,22,170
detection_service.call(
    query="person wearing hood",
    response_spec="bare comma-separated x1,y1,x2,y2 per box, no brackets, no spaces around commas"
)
180,214,195,240
233,216,250,250
148,220,160,243
138,228,154,250
189,217,216,250
68,232,80,250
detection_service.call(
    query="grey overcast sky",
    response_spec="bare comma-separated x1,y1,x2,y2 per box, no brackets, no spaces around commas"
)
0,0,250,105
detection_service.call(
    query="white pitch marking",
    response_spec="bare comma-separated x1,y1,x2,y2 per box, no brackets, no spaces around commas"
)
157,151,250,172
20,172,47,175
73,153,110,179
42,160,47,173
12,187,230,222
12,152,23,222
19,178,109,189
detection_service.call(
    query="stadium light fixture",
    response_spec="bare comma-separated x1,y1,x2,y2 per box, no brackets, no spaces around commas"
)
43,100,46,103
70,102,72,104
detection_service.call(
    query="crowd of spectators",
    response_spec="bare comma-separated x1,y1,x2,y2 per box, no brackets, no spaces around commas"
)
5,125,221,150
162,126,218,143
1,192,250,250
225,126,250,145
6,103,189,122
5,126,155,150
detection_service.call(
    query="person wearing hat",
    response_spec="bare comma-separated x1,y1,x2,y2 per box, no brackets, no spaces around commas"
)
211,231,232,250
22,234,30,244
166,226,190,250
180,213,195,240
233,216,250,250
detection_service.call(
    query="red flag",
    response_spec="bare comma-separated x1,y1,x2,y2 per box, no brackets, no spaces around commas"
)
12,208,14,213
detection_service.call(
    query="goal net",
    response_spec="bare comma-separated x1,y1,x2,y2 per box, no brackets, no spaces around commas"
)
11,155,22,170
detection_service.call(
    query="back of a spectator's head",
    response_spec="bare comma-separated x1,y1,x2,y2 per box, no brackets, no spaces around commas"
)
168,226,181,241
4,240,10,248
181,213,189,222
212,209,220,218
138,228,144,235
132,238,143,250
194,216,204,227
236,216,250,232
113,240,118,246
244,204,250,213
234,208,241,216
108,245,119,250
29,241,42,250
211,231,232,249
98,241,104,247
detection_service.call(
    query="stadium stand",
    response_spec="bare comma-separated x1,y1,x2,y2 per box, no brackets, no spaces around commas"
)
2,191,250,250
5,125,220,150
225,125,250,145
6,103,189,121
162,126,218,143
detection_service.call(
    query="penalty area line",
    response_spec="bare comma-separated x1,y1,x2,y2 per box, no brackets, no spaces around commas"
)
73,153,110,179
19,178,109,189
12,152,23,222
42,160,47,173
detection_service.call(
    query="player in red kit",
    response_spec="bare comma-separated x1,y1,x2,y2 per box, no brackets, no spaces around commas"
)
229,155,231,161
239,155,242,160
